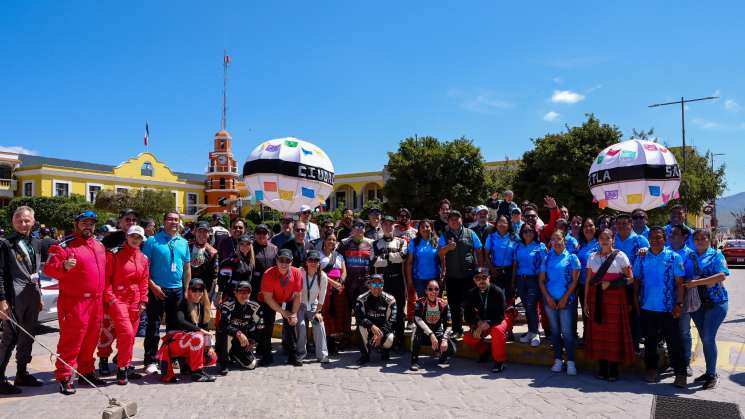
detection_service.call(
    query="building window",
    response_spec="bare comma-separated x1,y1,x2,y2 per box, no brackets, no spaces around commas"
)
352,190,358,209
87,184,102,202
141,161,154,177
53,181,70,197
187,193,198,215
219,178,225,189
171,191,178,211
23,181,33,197
116,186,130,195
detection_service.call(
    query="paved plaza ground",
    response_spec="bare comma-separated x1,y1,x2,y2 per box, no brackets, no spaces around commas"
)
1,269,744,418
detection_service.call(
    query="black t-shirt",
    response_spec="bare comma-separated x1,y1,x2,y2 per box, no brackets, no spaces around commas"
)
281,240,307,268
101,231,126,250
434,219,448,237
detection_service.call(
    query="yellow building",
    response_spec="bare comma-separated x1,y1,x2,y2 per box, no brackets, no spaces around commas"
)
4,151,207,219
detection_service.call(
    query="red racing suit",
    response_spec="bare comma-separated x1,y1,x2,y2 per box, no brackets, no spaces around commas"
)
97,244,149,369
44,234,106,381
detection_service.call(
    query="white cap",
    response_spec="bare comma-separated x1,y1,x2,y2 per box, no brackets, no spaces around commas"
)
299,204,313,213
475,205,489,214
127,225,146,238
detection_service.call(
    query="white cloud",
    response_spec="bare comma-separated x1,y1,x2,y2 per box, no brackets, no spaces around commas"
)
724,99,740,112
692,118,720,129
448,88,512,114
551,90,585,104
0,145,38,155
543,111,560,122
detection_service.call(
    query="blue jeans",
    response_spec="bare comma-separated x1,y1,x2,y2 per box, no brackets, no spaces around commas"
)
679,312,692,366
544,300,576,361
691,301,728,376
516,276,540,334
144,287,184,365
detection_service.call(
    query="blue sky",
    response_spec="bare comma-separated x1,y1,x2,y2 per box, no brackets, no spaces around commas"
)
1,1,743,195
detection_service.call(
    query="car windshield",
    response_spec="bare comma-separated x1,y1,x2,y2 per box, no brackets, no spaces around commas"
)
725,240,745,248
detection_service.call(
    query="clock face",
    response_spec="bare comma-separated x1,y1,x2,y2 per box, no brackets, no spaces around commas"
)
218,155,227,164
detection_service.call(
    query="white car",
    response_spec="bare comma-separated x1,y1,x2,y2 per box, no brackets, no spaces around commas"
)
39,271,59,323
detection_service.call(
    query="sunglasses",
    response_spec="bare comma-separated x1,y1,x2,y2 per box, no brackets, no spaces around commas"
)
231,226,244,230
353,224,365,229
302,211,312,215
124,217,137,222
278,258,292,264
474,275,489,281
307,258,320,263
236,289,251,293
189,288,204,292
427,287,439,291
525,214,538,219
632,215,646,220
294,228,306,232
370,282,384,288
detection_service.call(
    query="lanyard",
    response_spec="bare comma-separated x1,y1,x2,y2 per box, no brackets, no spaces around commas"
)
479,288,489,313
306,272,318,302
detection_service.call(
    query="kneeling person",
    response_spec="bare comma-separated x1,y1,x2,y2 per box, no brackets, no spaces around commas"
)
463,268,516,373
217,281,264,374
410,280,456,371
355,274,396,365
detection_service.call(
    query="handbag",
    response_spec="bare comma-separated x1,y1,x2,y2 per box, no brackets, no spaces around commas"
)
323,251,339,316
589,250,619,324
681,253,701,313
690,253,714,310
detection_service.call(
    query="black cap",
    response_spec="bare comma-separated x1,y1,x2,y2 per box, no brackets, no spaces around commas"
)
368,208,382,215
119,208,138,219
382,215,396,223
189,278,206,289
447,210,462,219
254,224,270,233
352,218,366,228
195,221,211,231
306,249,321,260
238,234,253,243
236,281,252,291
473,267,490,278
278,248,294,260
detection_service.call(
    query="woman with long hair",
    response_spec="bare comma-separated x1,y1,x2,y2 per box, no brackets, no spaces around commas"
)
217,235,255,303
296,250,330,363
513,223,547,347
320,233,348,355
405,219,441,298
575,217,599,341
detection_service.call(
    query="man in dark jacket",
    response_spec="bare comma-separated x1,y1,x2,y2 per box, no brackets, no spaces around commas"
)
216,281,264,374
101,208,138,250
354,274,396,365
0,206,44,394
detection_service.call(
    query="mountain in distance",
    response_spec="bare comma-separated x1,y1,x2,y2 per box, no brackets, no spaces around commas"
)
716,192,745,227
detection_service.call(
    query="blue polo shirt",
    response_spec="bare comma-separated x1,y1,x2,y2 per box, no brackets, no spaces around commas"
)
670,245,696,281
634,225,650,239
576,239,599,284
664,223,695,249
484,231,515,267
411,238,440,281
694,247,730,304
633,248,685,312
564,234,579,254
614,232,649,266
514,241,546,276
541,250,581,302
143,231,191,289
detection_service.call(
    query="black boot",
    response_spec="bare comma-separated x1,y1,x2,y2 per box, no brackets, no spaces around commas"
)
98,357,111,376
0,378,21,395
14,366,43,387
116,368,128,386
79,373,106,387
191,370,216,382
596,360,609,380
58,378,76,395
608,362,619,382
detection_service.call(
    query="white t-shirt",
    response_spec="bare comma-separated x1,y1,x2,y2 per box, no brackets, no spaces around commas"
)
587,251,631,277
305,222,320,242
320,250,345,271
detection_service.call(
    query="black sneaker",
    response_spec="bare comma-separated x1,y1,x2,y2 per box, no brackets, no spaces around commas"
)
702,375,718,390
116,368,128,386
381,351,390,362
258,356,274,367
357,355,370,365
694,372,710,382
410,362,420,371
98,358,111,376
478,352,490,363
13,372,43,387
126,367,143,380
191,371,216,382
492,362,505,373
79,373,106,387
0,379,21,395
216,364,229,376
287,358,303,367
438,353,450,365
58,379,76,395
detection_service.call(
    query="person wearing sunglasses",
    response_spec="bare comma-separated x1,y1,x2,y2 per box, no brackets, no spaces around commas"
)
158,278,217,383
260,249,303,366
271,215,295,248
281,221,312,268
217,235,255,303
295,250,330,363
298,204,320,242
216,281,263,374
631,209,649,239
371,216,408,350
364,208,384,241
354,274,397,365
338,219,375,313
410,280,455,371
513,223,547,347
393,208,417,242
463,268,516,373
310,220,336,251
189,221,219,302
101,208,139,250
216,218,247,261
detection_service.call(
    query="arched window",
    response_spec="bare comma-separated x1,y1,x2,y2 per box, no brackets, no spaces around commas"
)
141,161,154,177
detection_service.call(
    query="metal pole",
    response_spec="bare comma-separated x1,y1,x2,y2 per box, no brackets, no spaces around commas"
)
681,96,686,173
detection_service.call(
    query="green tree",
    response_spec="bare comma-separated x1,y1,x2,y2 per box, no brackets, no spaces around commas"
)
382,136,491,218
669,147,727,215
6,195,96,232
514,114,623,218
485,159,520,195
94,189,176,222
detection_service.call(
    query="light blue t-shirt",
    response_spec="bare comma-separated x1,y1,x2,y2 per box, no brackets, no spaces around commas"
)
514,241,547,276
541,250,581,302
694,247,730,304
576,239,599,284
664,223,695,249
143,231,191,289
633,248,685,312
615,232,649,266
484,231,515,267
411,238,440,281
670,245,696,281
564,234,579,254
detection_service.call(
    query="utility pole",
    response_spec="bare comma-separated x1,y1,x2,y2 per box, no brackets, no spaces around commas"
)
648,95,718,173
222,50,231,130
710,152,725,171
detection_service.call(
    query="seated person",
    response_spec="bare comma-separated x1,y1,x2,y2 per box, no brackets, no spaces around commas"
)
410,279,456,371
354,274,397,365
463,268,516,373
157,278,217,383
216,281,264,374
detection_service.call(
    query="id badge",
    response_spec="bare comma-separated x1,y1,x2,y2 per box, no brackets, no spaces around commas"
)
171,262,177,272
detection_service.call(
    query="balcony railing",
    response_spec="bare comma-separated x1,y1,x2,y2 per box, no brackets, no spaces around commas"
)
207,166,237,174
0,179,17,197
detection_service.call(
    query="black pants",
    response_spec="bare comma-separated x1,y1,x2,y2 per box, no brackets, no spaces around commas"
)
411,332,456,362
280,303,299,361
216,333,255,367
383,271,406,346
445,276,468,333
0,285,41,377
144,287,183,365
490,267,514,302
256,301,276,360
629,285,641,350
641,309,685,375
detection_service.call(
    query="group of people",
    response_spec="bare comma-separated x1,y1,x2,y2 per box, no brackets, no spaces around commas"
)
0,191,731,397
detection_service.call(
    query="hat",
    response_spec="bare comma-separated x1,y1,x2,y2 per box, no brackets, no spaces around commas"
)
195,221,211,231
278,248,294,260
398,208,411,216
254,224,270,233
306,249,321,260
238,234,253,243
98,225,115,233
368,208,382,215
475,205,489,214
235,281,252,291
447,210,462,219
75,210,98,222
473,267,490,278
382,215,396,223
280,215,294,222
352,218,366,228
511,207,522,215
368,273,384,282
119,208,138,219
299,204,313,213
188,278,205,289
126,225,145,238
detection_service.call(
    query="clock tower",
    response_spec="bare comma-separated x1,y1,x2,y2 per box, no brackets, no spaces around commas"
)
205,129,240,213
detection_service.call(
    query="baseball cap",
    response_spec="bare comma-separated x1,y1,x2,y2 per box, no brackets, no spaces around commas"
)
238,234,253,243
236,281,252,291
127,225,145,238
511,207,522,215
475,205,489,214
473,267,490,278
368,208,382,215
254,224,270,233
447,210,462,219
188,278,205,290
306,249,321,260
75,210,98,222
382,215,396,223
195,221,211,231
352,218,366,228
119,208,138,219
299,204,313,213
278,248,294,260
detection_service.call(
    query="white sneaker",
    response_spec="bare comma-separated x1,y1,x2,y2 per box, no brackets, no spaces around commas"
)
566,361,577,376
145,363,159,375
551,359,563,373
530,334,541,347
519,332,533,344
